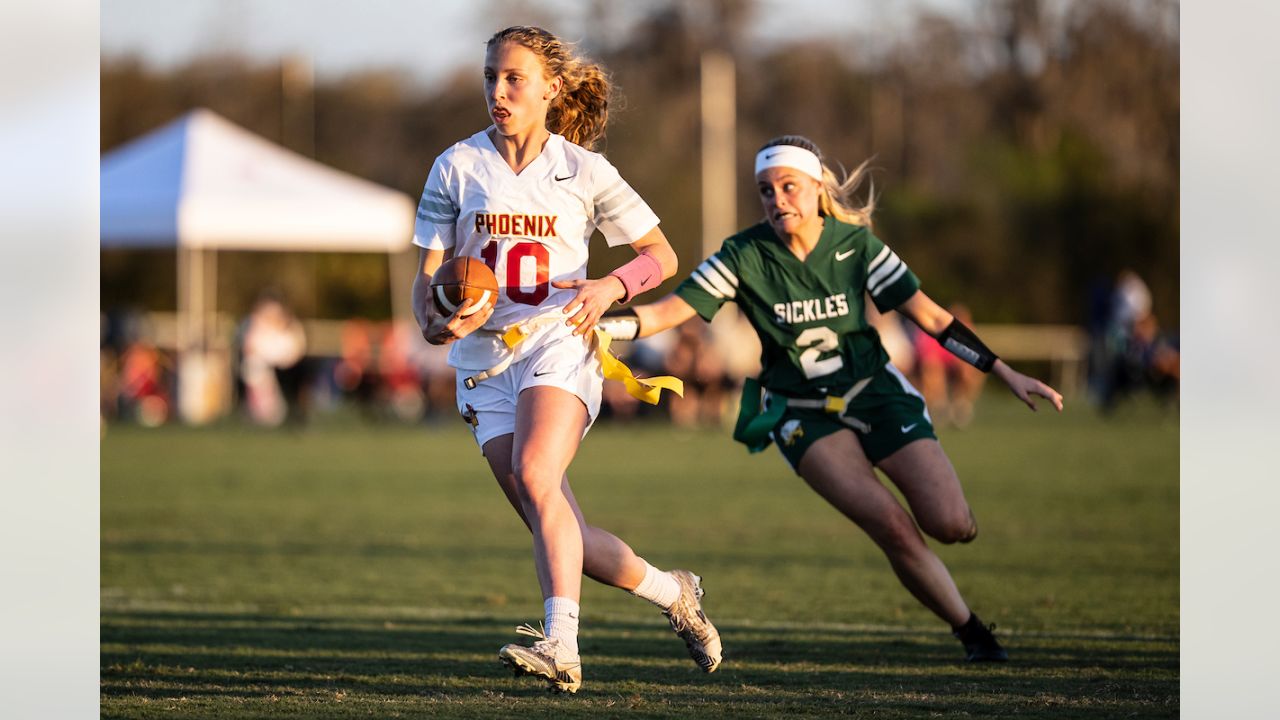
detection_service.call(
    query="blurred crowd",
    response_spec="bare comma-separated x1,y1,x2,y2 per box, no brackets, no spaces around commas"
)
102,270,1179,430
1086,269,1180,412
100,310,173,427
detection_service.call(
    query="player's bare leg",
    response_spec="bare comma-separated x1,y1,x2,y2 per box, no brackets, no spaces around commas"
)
484,423,723,671
511,386,587,603
495,385,587,691
796,429,971,627
876,439,977,545
877,437,1006,660
483,436,645,588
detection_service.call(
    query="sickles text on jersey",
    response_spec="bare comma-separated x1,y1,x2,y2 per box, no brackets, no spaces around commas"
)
773,292,851,326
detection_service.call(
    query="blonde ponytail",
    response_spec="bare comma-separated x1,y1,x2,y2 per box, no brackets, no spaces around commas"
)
760,136,876,227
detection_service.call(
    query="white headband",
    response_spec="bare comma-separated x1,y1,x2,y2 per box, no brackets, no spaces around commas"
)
754,145,824,183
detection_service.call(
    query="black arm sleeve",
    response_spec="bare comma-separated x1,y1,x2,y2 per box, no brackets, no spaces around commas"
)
937,318,998,372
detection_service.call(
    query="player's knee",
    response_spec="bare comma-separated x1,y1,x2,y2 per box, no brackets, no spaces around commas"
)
924,508,978,545
511,461,562,508
871,516,925,558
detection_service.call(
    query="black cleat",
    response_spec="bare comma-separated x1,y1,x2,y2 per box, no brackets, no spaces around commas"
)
953,613,1009,662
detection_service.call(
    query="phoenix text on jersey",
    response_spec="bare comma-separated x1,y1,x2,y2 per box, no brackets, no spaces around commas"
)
474,212,559,238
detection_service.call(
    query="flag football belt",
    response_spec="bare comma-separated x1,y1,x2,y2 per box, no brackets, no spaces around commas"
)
462,316,684,405
733,376,872,453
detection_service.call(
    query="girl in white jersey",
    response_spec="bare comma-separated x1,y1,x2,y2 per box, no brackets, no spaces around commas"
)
410,26,721,693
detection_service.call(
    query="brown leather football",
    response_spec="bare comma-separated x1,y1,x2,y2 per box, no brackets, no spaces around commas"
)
430,256,499,316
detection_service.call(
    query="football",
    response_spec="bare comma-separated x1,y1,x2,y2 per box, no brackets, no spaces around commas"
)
430,256,499,317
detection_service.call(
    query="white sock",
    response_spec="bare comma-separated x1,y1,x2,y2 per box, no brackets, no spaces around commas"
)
543,596,580,657
629,561,682,610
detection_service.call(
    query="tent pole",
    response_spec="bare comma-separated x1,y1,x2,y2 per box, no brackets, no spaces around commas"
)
177,246,190,353
192,246,205,351
208,249,218,350
209,249,231,419
388,248,413,327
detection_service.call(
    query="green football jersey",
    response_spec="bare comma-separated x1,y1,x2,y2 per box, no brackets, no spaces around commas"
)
675,217,920,397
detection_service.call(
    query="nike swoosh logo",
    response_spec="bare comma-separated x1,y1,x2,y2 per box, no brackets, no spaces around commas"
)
765,152,780,160
836,248,857,261
533,370,555,377
900,423,918,433
555,174,576,181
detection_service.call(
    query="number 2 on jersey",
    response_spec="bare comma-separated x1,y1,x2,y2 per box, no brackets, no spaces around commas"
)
481,241,550,305
796,326,843,379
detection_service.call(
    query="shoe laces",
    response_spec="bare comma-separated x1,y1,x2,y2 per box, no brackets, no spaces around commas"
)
514,622,558,653
515,621,548,640
665,580,706,634
513,622,579,666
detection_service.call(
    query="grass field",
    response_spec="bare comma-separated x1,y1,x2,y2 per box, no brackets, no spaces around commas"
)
101,394,1179,718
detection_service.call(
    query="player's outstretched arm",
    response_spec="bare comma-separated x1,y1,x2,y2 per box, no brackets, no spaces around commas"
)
991,360,1064,412
599,293,698,341
554,226,679,337
896,289,1063,413
412,247,493,345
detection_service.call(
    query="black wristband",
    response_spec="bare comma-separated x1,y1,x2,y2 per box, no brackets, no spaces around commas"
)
938,318,998,372
598,308,641,341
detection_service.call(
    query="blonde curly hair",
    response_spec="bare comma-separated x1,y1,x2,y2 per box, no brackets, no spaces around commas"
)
487,26,614,150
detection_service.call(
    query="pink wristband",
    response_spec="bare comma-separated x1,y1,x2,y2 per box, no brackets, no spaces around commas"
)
609,253,663,304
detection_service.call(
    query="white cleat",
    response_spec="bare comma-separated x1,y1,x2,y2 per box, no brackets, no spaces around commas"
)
497,623,583,694
664,570,723,673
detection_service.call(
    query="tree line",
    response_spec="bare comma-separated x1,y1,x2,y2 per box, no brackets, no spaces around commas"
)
102,0,1178,327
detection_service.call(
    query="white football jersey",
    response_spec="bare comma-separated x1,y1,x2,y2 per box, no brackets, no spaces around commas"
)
414,129,660,370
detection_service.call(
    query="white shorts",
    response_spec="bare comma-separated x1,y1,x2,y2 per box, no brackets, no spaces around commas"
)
455,333,603,449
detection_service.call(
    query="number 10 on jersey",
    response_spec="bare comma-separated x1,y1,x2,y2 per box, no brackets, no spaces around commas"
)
481,241,551,305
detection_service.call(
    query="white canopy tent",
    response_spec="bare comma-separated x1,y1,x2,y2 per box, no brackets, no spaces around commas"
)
101,108,417,423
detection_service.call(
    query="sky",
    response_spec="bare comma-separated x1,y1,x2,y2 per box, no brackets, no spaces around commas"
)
100,0,973,89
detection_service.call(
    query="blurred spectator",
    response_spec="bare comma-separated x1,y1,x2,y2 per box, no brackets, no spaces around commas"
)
101,345,120,425
378,321,426,422
118,339,172,427
333,319,378,418
663,321,731,428
1112,270,1152,331
1084,274,1114,402
412,336,456,422
240,293,308,426
101,308,172,427
910,303,986,428
1094,269,1179,411
1105,309,1180,411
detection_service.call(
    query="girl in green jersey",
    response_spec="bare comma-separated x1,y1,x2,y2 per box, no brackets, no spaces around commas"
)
605,135,1063,661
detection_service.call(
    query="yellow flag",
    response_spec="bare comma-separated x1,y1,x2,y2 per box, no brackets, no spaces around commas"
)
593,330,684,405
501,319,683,405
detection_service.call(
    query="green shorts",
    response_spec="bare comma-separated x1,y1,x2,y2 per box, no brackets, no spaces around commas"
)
768,363,936,471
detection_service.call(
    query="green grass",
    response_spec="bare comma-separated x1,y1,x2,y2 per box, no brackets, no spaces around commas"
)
102,395,1178,718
